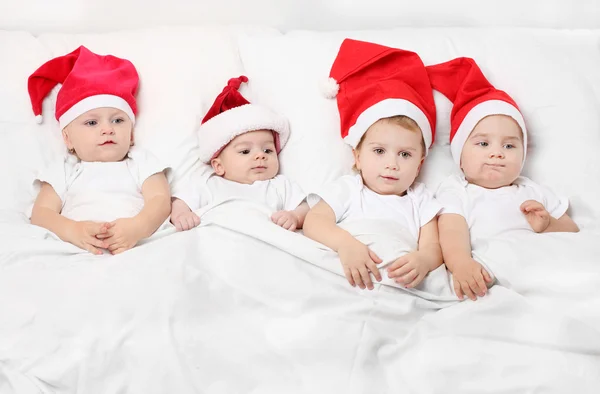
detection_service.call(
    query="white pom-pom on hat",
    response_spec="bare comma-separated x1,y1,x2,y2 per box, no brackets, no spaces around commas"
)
35,115,43,124
321,77,339,99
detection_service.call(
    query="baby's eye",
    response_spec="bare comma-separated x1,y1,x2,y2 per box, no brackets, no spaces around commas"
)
239,149,251,155
264,148,274,154
400,151,412,158
477,141,489,147
84,120,98,126
112,117,125,124
504,144,515,149
373,148,384,155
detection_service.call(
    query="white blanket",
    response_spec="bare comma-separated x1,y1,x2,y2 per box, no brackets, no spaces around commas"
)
0,200,599,393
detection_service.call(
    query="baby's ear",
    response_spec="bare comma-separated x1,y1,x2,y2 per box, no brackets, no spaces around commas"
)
210,158,225,176
62,129,73,150
352,148,361,171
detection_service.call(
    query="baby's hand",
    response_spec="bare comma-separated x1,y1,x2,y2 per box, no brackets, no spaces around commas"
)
171,211,201,232
386,251,430,289
98,217,144,255
520,199,550,233
271,210,299,231
66,221,113,255
451,258,493,301
337,238,382,290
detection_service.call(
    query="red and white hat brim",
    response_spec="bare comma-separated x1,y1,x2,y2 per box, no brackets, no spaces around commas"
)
450,100,527,167
344,98,432,156
59,94,135,129
197,104,290,163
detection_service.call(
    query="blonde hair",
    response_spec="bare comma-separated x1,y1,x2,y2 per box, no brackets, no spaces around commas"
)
353,115,425,171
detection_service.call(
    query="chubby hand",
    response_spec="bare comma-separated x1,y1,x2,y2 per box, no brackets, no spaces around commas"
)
452,258,494,301
271,210,299,231
386,251,431,289
66,221,113,255
171,211,201,232
96,217,144,255
520,200,551,233
337,238,383,290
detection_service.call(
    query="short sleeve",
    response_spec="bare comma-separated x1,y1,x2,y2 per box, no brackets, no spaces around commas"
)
35,155,71,202
435,174,469,219
537,183,569,219
273,175,307,211
308,175,359,222
170,166,212,211
127,147,170,189
410,183,442,227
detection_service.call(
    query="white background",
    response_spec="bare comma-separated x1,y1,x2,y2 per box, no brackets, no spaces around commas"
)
1,0,599,33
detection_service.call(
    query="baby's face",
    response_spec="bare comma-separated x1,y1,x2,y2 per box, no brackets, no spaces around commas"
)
62,107,133,162
211,130,279,184
460,115,524,189
354,120,424,196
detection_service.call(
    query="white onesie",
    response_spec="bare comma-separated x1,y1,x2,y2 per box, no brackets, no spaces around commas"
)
309,174,442,242
435,173,569,241
33,148,168,223
172,171,306,213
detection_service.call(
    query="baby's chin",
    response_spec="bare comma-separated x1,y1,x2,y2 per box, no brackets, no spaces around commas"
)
222,170,278,184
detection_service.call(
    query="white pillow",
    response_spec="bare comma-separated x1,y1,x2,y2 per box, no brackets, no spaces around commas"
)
238,28,600,225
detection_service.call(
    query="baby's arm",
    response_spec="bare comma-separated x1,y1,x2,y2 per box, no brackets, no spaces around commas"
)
303,200,382,290
438,214,493,300
31,182,110,254
170,198,201,231
520,200,579,233
387,217,443,288
546,214,579,233
101,172,171,254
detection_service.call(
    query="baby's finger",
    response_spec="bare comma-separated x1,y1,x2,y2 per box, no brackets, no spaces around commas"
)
482,268,493,283
88,236,107,250
276,215,288,227
95,232,111,239
83,242,102,255
405,273,424,289
351,268,365,290
388,263,413,279
474,272,487,296
454,280,464,300
368,249,383,264
174,220,184,232
271,212,284,223
192,214,201,227
359,267,373,290
186,216,197,230
461,281,477,301
467,277,485,297
366,260,381,282
343,266,355,287
397,269,417,285
111,247,128,255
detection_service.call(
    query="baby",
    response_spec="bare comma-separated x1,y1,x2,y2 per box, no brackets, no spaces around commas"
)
28,46,171,255
170,76,308,231
304,39,443,291
427,57,579,301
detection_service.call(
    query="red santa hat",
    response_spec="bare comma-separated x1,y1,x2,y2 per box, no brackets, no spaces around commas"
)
28,46,139,130
324,39,436,155
426,57,527,166
197,75,290,163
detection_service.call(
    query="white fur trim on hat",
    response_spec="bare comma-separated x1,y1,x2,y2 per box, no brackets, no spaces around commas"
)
197,104,290,163
345,98,432,155
59,94,136,130
450,100,527,167
321,77,340,99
